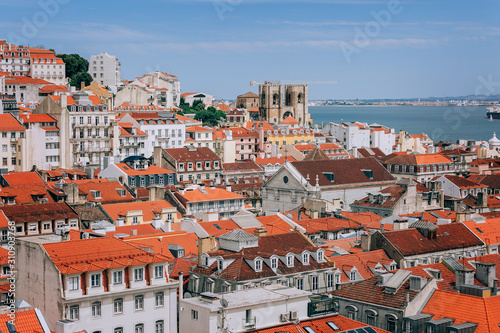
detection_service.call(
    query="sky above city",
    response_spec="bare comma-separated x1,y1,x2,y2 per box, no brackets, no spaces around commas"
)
2,0,500,100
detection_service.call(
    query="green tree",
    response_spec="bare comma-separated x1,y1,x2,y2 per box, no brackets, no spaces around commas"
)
56,53,91,87
70,72,93,87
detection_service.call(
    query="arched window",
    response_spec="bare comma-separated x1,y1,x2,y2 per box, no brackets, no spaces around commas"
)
155,320,164,333
386,315,397,332
346,306,358,320
273,93,279,105
135,324,144,333
366,310,377,326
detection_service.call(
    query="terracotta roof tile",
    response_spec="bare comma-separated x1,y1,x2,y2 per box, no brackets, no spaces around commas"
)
0,114,26,131
43,237,170,275
423,290,500,332
381,223,483,256
102,200,175,222
164,147,220,163
291,158,395,187
175,187,244,203
254,156,296,165
332,275,419,308
0,309,46,333
115,163,174,176
78,180,134,203
252,314,390,333
193,232,332,281
330,250,395,283
380,152,452,165
0,202,78,224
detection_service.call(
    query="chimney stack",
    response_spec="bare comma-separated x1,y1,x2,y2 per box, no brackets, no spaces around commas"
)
254,228,267,238
456,268,475,290
476,262,496,288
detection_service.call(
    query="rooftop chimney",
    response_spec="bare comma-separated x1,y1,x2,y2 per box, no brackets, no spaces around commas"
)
60,94,67,108
476,262,496,288
254,228,267,238
226,184,232,192
456,268,475,289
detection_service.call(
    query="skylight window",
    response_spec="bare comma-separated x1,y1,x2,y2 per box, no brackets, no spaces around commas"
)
303,327,316,333
326,321,340,330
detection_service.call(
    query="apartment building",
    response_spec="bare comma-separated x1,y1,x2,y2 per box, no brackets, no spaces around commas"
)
29,47,66,85
156,145,223,183
116,112,186,157
20,113,61,170
34,92,116,168
88,52,123,92
0,113,26,172
174,183,245,219
16,237,178,333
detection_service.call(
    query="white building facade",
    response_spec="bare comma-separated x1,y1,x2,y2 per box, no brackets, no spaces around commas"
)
180,285,312,333
89,52,123,92
16,237,178,333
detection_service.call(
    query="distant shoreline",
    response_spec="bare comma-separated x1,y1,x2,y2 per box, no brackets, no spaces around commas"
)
309,104,486,108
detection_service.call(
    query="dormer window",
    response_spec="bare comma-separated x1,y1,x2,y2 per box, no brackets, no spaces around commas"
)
286,254,294,267
271,257,278,270
202,254,209,267
302,252,310,265
154,265,164,279
390,263,397,271
350,271,356,281
134,268,144,281
317,250,324,262
255,259,263,272
217,258,224,271
90,273,101,287
90,190,101,199
68,276,79,290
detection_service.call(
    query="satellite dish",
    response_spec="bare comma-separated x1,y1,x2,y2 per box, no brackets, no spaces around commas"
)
183,292,192,299
220,298,229,308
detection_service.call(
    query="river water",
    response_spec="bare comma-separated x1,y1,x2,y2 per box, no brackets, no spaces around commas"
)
309,105,499,143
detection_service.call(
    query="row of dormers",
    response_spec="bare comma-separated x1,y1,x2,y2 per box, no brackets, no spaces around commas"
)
63,263,167,298
201,249,326,273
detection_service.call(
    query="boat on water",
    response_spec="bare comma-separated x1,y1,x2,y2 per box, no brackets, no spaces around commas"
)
487,105,500,119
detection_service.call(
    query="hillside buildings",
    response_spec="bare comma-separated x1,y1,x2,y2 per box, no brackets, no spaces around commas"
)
0,41,66,85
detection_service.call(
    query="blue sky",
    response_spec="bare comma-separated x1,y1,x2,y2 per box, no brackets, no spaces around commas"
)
2,0,500,100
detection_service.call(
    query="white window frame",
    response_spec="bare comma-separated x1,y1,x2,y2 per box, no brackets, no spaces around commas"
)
68,276,79,290
134,267,144,281
135,295,144,311
69,305,79,320
113,298,123,314
113,270,123,285
91,301,101,317
154,265,164,279
155,291,164,307
90,273,101,287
